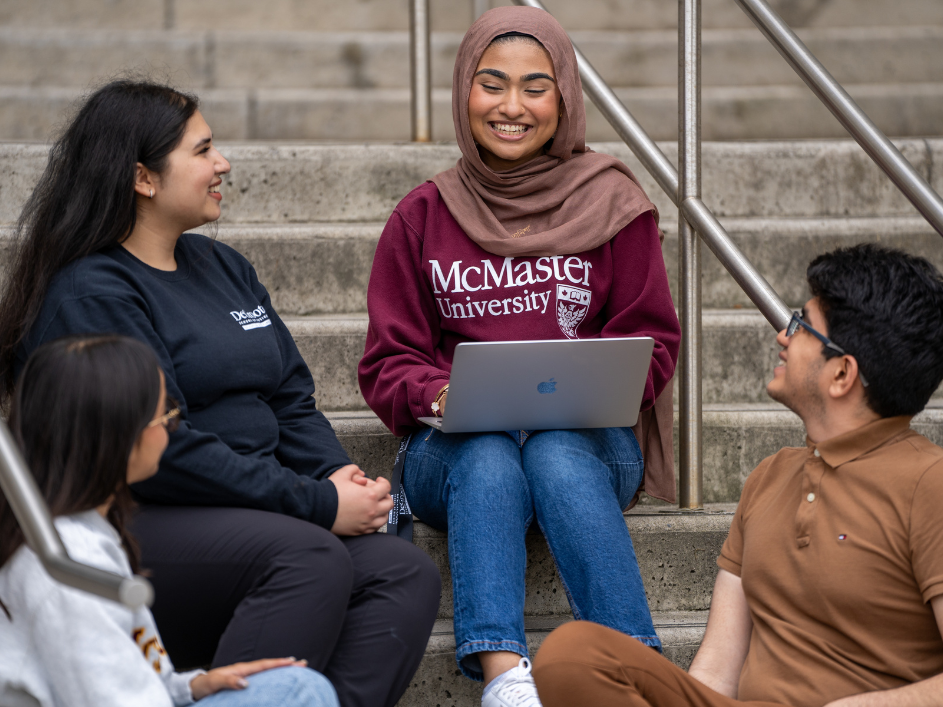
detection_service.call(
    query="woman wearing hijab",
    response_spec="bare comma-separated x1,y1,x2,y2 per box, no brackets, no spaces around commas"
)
358,7,680,707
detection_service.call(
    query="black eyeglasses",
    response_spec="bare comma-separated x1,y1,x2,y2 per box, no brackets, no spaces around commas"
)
147,395,181,433
785,311,869,388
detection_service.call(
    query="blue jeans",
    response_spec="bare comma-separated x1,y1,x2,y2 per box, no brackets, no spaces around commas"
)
403,427,660,681
197,666,338,707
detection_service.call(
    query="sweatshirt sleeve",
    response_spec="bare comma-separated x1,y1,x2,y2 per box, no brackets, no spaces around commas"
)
34,291,342,529
247,268,353,479
21,565,173,707
165,670,204,706
358,208,451,437
600,212,680,410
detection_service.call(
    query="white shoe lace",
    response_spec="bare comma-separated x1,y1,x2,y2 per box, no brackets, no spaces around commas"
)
483,658,543,707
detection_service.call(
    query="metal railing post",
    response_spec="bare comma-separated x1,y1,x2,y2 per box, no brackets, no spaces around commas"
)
679,0,703,510
410,0,433,142
733,0,943,238
0,420,153,609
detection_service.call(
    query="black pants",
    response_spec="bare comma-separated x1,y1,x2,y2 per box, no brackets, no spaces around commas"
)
131,506,441,707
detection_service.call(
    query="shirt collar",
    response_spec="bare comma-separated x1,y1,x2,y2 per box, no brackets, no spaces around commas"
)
806,415,913,468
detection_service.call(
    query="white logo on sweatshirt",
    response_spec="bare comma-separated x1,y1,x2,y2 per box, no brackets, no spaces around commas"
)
428,255,593,323
230,305,272,331
556,284,591,338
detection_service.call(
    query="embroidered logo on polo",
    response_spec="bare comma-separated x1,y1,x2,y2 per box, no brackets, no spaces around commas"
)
556,284,591,338
230,305,272,331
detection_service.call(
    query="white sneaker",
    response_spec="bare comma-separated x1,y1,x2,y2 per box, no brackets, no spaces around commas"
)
481,657,543,707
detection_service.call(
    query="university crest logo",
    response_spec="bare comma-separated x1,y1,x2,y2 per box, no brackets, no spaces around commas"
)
556,284,591,339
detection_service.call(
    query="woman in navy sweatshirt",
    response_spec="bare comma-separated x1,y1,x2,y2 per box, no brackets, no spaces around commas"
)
0,80,439,707
358,8,681,707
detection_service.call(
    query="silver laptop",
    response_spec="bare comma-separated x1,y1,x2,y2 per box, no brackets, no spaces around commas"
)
418,337,654,433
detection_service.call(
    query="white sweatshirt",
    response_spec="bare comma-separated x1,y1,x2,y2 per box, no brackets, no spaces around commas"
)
0,510,204,707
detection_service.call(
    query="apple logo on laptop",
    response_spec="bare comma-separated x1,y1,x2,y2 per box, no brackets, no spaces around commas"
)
537,378,556,394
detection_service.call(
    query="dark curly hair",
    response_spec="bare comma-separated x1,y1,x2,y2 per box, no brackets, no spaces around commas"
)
807,243,943,417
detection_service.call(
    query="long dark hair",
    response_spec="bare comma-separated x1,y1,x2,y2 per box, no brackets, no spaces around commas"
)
0,80,198,399
0,335,163,584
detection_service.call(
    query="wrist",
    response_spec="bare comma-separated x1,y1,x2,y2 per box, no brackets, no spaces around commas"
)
431,383,449,416
190,673,209,701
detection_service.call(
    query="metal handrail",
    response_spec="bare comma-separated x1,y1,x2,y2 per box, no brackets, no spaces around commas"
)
734,0,943,238
410,0,433,142
678,0,704,509
511,0,792,332
0,420,154,609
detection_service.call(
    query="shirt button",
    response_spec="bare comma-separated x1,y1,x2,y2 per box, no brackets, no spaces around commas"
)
807,493,816,502
813,449,821,457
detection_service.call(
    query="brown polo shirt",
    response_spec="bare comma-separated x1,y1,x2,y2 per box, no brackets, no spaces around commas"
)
718,415,943,707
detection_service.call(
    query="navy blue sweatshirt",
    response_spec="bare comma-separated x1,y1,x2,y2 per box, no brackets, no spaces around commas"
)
18,234,349,528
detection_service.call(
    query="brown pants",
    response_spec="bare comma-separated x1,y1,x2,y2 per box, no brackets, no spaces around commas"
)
533,622,787,707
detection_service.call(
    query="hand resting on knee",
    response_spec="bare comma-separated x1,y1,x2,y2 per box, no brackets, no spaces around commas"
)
190,657,308,699
329,464,394,536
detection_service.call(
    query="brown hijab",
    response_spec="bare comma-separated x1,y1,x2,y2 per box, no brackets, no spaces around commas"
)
431,5,658,258
432,5,676,506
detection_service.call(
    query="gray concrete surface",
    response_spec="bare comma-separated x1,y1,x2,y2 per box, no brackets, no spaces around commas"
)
3,27,941,90
3,83,942,142
3,141,939,225
3,0,942,32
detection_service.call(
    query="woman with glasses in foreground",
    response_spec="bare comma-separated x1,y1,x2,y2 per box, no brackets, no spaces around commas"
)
0,80,439,707
0,335,338,707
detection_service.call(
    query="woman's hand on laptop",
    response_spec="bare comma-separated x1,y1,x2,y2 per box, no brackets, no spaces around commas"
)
328,464,394,536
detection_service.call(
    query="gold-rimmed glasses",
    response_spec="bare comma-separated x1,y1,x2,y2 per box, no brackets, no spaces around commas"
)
147,396,181,433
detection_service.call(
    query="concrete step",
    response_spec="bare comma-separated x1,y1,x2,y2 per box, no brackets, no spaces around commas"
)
3,141,940,226
3,27,941,90
286,312,943,411
328,404,943,506
3,0,941,32
410,507,733,620
406,612,707,707
214,216,943,315
5,216,940,316
3,83,943,142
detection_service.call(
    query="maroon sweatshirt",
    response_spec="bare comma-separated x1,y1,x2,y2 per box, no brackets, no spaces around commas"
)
359,182,681,437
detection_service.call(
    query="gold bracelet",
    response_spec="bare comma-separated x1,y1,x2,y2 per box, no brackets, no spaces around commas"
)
431,384,449,417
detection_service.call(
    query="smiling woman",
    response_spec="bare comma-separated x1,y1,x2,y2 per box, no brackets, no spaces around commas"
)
358,7,681,707
468,35,561,171
0,79,440,707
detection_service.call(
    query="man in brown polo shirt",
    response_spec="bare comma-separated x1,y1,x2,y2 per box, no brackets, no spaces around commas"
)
531,244,943,707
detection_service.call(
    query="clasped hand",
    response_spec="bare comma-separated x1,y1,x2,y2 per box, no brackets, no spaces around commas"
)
328,464,393,536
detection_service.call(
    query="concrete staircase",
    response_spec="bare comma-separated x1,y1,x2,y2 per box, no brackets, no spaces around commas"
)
2,137,943,705
2,2,943,703
1,0,942,142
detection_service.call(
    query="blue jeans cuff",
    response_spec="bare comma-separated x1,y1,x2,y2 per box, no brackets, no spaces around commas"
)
635,634,664,652
455,639,529,682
